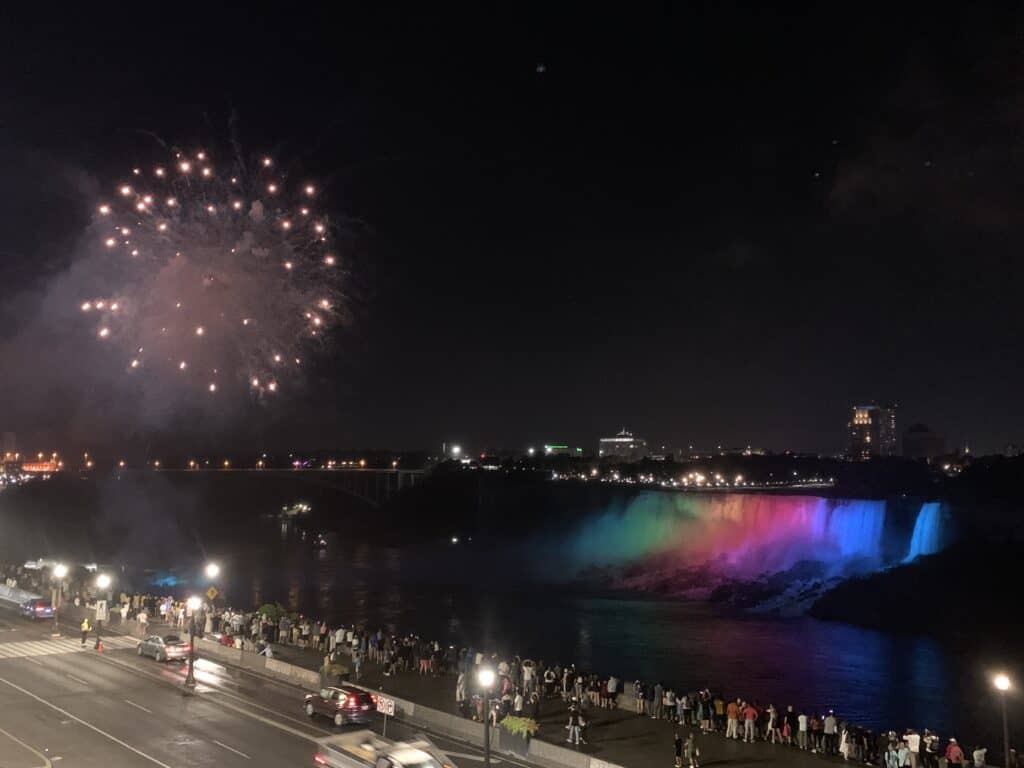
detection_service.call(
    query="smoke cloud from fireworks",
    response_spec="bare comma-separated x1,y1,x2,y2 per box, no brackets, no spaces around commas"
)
0,143,352,446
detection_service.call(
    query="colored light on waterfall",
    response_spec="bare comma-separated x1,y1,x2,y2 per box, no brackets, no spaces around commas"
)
563,493,947,582
904,502,943,561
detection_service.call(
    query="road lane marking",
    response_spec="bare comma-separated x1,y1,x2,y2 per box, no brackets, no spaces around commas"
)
0,675,173,768
0,723,52,768
65,673,90,686
444,751,500,764
124,699,153,714
213,740,251,759
204,688,332,731
211,696,320,741
25,657,44,667
65,650,327,737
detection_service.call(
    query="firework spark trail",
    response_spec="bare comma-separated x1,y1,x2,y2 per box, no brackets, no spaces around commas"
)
82,147,346,399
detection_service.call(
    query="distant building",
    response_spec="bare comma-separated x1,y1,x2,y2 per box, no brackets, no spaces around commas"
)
848,403,898,460
598,429,648,461
903,423,946,460
543,444,583,457
21,460,59,473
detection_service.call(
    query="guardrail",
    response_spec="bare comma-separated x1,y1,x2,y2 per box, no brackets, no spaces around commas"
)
195,637,625,768
0,597,624,768
0,584,41,605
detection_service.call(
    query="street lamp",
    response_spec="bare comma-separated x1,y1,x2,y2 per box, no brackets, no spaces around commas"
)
995,674,1012,768
477,667,496,768
204,562,220,580
94,573,111,649
183,595,202,691
51,564,68,637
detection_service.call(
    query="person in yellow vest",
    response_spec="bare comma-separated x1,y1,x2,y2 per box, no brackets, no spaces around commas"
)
80,617,91,647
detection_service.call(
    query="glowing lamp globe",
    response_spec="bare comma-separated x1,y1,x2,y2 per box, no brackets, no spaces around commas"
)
478,668,496,689
187,596,202,611
205,563,220,579
96,573,111,590
995,674,1011,692
53,564,68,579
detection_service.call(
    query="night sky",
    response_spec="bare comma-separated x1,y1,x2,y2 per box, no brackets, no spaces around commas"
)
0,5,1021,456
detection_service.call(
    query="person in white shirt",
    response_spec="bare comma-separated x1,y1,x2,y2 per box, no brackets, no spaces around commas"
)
972,747,986,768
905,730,922,768
798,713,809,750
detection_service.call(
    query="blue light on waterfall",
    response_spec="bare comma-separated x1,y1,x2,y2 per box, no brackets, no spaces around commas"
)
904,502,943,561
827,500,887,559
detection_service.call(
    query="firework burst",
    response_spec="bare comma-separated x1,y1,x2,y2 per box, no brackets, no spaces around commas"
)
82,146,346,399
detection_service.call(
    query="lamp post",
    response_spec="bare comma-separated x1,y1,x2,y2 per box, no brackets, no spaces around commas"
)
477,667,496,768
51,564,67,637
995,674,1012,768
94,573,111,649
184,595,202,691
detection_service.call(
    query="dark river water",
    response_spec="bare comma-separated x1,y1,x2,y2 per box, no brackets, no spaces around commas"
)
1,473,1019,757
197,516,1011,755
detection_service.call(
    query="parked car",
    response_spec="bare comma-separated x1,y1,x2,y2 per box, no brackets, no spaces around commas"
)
137,634,190,662
20,599,54,620
304,686,375,727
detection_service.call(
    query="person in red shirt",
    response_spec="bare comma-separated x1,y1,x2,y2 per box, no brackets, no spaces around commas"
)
742,702,759,743
945,738,965,766
726,700,740,739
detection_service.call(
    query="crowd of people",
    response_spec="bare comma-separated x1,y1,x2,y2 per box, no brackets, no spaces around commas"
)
625,684,993,768
0,563,1014,767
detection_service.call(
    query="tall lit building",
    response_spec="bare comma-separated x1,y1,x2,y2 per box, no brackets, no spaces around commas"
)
848,403,898,460
598,429,648,461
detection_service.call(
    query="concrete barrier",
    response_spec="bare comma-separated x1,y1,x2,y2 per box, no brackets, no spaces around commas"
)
196,637,244,665
528,738,592,768
264,657,321,690
0,584,41,605
182,638,626,768
343,681,625,768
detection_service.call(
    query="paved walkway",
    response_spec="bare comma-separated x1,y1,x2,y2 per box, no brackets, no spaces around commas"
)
264,641,859,768
59,609,870,768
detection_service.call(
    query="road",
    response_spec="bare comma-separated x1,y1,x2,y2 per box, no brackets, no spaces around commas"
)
0,607,525,768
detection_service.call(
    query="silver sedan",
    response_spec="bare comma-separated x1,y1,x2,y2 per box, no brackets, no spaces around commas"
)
137,634,191,662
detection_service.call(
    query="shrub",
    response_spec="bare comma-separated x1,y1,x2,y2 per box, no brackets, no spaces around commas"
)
499,716,539,738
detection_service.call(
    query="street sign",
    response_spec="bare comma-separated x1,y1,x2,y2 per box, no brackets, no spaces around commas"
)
206,586,218,601
95,599,108,622
376,695,395,716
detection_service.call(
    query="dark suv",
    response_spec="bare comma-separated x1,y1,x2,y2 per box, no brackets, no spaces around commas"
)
20,599,54,619
303,686,374,726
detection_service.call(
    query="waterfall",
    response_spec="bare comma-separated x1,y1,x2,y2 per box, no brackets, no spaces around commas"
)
904,502,943,561
826,500,887,559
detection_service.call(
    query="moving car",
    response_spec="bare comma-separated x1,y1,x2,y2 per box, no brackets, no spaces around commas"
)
20,599,54,620
304,686,375,727
137,634,190,662
312,730,456,768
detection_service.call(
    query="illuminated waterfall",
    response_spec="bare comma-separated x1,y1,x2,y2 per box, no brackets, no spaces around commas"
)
904,502,943,561
564,493,944,581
